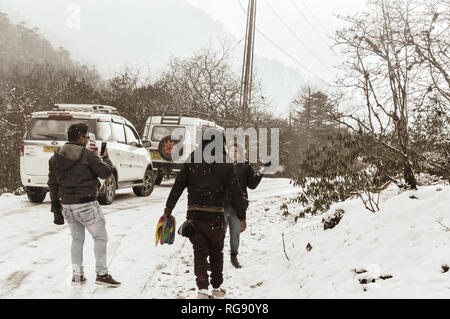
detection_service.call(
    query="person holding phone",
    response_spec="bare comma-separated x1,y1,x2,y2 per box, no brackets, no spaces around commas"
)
224,143,265,269
48,123,120,287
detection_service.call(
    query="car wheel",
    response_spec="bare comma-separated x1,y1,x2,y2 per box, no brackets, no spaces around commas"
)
154,169,163,185
133,169,155,197
98,175,116,205
26,187,47,203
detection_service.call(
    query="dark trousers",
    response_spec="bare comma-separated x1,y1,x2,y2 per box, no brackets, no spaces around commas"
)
188,218,226,290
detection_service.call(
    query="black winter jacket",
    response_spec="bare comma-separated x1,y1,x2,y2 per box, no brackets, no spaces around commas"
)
224,161,262,214
48,142,113,205
165,154,249,221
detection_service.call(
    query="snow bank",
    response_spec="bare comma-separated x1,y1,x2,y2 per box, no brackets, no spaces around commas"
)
280,184,450,298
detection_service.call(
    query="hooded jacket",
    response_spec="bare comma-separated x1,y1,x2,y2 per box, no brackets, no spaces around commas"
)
48,142,113,205
165,137,249,221
224,161,263,212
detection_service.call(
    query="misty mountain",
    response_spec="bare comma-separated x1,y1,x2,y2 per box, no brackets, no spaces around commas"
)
0,0,304,115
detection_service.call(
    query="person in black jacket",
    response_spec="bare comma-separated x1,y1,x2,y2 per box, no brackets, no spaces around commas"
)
48,123,120,287
224,143,263,268
163,128,248,299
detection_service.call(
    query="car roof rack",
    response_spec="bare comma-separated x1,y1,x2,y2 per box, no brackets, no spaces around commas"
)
151,110,238,128
53,104,118,114
160,114,181,125
156,109,217,124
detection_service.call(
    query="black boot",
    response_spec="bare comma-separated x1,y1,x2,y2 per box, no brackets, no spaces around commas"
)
230,253,242,268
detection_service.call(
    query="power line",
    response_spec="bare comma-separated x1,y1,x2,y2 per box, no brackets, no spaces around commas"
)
236,0,330,86
299,0,330,35
256,30,330,86
230,36,245,53
262,0,333,75
288,0,332,51
236,0,247,15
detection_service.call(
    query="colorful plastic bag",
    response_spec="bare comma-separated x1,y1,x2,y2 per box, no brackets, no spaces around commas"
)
155,215,176,246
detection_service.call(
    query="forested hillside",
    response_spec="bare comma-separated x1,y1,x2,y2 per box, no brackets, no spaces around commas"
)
0,12,104,191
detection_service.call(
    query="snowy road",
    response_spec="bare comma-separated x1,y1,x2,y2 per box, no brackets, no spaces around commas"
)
2,178,449,299
0,178,299,299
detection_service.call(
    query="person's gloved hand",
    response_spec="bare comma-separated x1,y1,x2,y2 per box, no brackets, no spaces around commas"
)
163,207,172,219
51,200,64,225
53,211,64,225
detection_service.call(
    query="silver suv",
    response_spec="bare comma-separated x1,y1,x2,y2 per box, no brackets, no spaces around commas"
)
142,114,223,184
20,104,155,204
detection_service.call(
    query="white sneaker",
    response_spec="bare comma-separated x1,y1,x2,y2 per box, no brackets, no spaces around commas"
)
211,287,226,298
197,289,211,299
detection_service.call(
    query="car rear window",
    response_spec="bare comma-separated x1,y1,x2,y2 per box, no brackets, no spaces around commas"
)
26,119,91,141
151,126,186,141
97,121,113,142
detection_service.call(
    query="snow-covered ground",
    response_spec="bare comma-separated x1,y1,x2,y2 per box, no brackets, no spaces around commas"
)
0,178,448,299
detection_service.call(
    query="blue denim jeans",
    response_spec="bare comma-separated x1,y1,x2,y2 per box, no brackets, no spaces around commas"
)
224,205,241,255
61,201,108,277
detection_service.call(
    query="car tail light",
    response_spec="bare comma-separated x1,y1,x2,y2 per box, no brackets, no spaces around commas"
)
87,140,98,152
20,141,24,156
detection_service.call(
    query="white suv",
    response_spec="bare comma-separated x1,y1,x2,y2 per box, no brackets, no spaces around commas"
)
20,104,155,204
142,114,223,184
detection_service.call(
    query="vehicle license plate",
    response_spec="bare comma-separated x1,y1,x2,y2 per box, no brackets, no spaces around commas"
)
150,151,162,160
43,146,58,152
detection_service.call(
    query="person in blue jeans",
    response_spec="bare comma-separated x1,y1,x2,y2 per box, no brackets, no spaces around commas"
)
48,123,121,287
61,201,109,281
224,143,263,268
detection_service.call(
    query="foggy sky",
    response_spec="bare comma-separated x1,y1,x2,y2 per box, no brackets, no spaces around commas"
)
0,0,367,115
187,0,366,83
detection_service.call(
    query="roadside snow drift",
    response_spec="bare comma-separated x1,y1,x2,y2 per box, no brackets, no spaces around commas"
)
277,184,450,298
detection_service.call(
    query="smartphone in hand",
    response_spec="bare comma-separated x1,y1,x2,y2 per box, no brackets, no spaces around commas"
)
100,142,107,157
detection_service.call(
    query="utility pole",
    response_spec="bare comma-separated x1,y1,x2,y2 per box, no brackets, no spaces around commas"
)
239,0,257,129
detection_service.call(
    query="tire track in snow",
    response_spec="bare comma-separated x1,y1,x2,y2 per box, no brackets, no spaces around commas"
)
139,238,191,298
0,227,68,265
0,270,31,298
